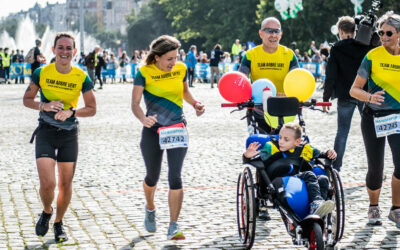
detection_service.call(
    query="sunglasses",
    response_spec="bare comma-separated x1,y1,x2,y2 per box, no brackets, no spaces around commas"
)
262,28,282,35
378,30,395,37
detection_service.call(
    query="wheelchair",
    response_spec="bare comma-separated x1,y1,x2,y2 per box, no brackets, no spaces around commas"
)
223,97,345,249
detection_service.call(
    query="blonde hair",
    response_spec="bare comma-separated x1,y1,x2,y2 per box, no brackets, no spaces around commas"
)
282,122,302,139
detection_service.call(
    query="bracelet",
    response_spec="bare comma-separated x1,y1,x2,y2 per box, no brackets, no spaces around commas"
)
368,94,372,103
69,107,76,117
39,102,44,111
193,101,200,108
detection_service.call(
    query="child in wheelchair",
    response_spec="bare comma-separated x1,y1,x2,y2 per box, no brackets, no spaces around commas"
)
243,122,337,218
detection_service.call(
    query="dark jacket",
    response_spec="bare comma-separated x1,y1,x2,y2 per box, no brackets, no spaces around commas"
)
85,51,96,69
323,39,373,102
95,55,106,75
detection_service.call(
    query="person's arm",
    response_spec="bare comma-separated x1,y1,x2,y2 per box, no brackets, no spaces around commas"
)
349,56,385,105
183,79,205,116
323,53,337,103
349,75,384,105
289,53,299,71
131,85,158,127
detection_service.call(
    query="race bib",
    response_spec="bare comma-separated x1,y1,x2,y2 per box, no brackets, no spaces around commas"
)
158,123,188,150
373,113,400,138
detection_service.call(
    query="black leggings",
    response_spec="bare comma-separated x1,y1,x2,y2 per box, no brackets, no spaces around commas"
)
361,113,400,190
140,127,187,190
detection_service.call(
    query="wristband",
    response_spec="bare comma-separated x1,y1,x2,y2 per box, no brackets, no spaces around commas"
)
193,101,200,108
368,94,372,103
69,107,76,117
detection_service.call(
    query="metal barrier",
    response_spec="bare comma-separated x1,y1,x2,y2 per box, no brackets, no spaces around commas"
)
8,62,325,81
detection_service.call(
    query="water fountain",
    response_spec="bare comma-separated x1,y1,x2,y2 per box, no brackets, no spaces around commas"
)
0,16,99,61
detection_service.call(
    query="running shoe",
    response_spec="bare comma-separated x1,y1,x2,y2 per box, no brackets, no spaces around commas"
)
35,209,53,236
388,208,400,228
167,221,185,240
53,221,68,243
144,207,156,233
310,200,335,218
368,206,382,225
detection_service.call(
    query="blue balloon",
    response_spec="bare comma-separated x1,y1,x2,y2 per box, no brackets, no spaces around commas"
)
251,78,277,104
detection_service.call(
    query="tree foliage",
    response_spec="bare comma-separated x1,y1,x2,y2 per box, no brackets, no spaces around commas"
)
126,0,175,51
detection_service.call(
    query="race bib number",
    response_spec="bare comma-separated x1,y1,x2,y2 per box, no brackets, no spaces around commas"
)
373,114,400,138
159,126,188,150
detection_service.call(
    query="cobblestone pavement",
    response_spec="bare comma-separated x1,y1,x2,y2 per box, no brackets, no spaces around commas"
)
1,83,400,249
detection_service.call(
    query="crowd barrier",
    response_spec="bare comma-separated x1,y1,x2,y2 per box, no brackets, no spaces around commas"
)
7,62,325,81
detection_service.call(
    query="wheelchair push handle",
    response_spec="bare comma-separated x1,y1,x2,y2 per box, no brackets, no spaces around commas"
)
221,99,255,109
317,152,333,166
300,99,332,108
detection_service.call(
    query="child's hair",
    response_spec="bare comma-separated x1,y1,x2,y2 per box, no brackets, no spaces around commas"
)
282,122,302,139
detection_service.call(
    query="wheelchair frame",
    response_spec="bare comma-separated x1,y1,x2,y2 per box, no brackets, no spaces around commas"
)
224,97,345,249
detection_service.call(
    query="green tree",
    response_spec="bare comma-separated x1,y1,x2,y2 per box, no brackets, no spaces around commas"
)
126,0,175,51
161,0,260,52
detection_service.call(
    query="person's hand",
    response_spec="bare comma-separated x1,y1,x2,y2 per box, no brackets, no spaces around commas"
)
323,106,330,113
326,149,337,160
369,90,385,105
54,109,73,121
44,100,63,112
194,102,205,116
244,142,261,158
141,114,158,128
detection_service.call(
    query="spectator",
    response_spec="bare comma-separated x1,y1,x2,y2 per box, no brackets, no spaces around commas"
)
95,51,106,89
223,52,231,63
119,51,129,83
178,49,186,62
209,44,223,88
311,51,323,63
85,45,101,84
238,43,247,63
186,45,197,87
31,39,46,76
2,48,11,83
309,40,318,56
303,51,311,62
294,49,304,62
231,39,241,62
200,53,209,63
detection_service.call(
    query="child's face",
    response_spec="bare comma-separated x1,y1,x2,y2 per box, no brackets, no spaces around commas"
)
278,127,301,152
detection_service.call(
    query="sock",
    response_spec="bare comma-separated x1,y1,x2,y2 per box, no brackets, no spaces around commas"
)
369,204,378,207
391,206,400,211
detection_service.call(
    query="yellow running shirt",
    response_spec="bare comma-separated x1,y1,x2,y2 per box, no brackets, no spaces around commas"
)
358,46,400,110
241,44,299,93
32,63,93,129
134,61,188,127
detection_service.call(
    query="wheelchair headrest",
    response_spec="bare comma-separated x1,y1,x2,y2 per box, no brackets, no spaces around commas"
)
267,97,299,117
246,134,279,149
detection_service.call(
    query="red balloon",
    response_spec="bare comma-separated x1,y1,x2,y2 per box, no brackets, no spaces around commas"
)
218,72,252,102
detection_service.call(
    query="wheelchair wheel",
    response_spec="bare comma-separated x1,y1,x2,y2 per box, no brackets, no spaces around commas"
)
327,168,345,244
236,166,256,249
309,222,324,250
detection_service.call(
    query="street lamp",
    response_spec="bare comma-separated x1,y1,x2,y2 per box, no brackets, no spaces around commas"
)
80,0,84,54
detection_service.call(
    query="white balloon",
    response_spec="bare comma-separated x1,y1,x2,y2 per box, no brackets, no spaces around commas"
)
331,25,339,35
275,0,289,12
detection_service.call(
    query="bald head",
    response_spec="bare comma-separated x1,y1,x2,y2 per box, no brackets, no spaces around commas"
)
261,17,281,29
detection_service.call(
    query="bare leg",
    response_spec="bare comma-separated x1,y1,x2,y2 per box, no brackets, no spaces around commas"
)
144,181,157,210
392,175,400,206
54,162,75,222
169,189,183,222
36,158,56,214
367,187,381,205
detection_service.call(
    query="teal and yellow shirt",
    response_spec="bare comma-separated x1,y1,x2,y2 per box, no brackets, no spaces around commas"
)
260,142,320,162
358,46,400,110
134,61,188,126
32,63,93,129
241,45,299,93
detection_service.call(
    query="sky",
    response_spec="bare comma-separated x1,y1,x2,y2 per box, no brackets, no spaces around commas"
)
0,0,66,18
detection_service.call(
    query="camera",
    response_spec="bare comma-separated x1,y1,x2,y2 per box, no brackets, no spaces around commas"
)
354,0,383,47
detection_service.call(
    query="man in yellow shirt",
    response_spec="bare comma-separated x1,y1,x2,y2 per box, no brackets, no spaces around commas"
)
239,16,299,220
239,17,299,132
231,39,242,62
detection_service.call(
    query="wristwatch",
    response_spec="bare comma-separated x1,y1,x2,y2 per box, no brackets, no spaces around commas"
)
69,107,76,117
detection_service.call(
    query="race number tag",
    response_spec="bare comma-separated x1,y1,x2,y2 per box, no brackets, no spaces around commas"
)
373,114,400,138
158,124,188,150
